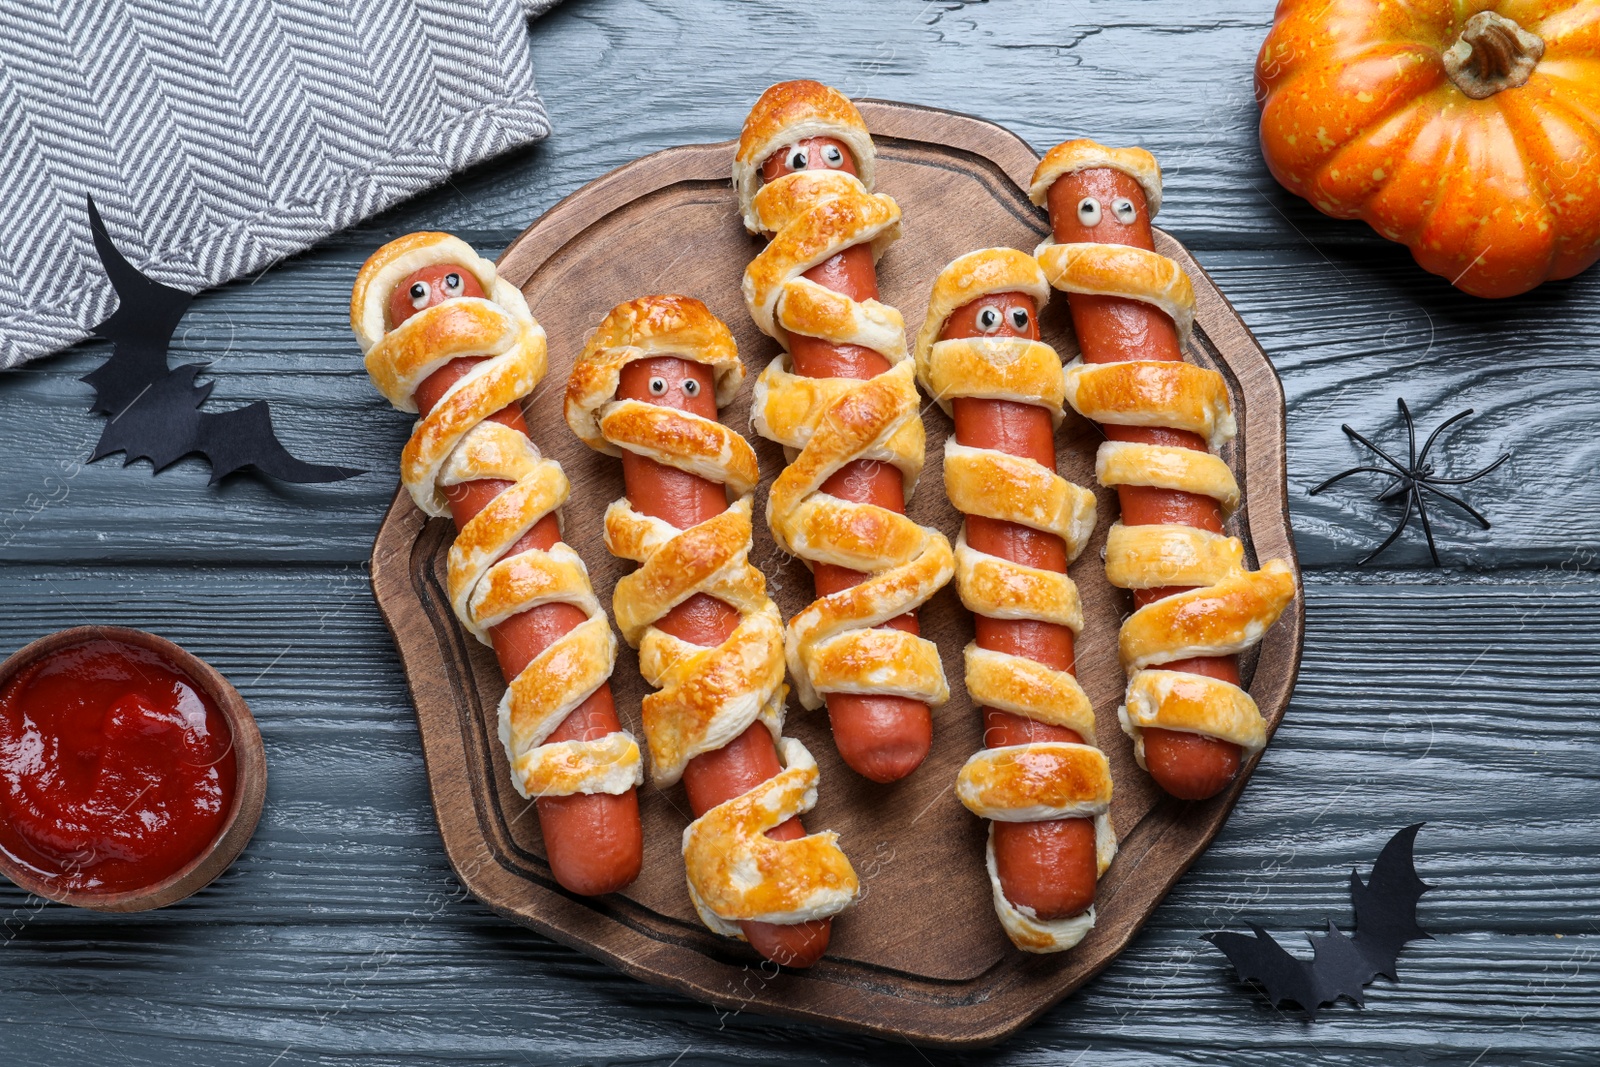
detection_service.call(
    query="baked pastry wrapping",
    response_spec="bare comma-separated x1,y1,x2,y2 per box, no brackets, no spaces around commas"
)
354,232,641,800
1031,142,1295,771
916,248,1114,954
739,81,955,716
566,294,858,936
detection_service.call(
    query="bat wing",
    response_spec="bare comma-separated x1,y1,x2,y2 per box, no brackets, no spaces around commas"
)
195,402,364,483
1206,925,1327,1017
78,194,362,486
89,363,206,472
80,196,194,415
1350,822,1433,980
1307,919,1379,1009
1207,825,1434,1017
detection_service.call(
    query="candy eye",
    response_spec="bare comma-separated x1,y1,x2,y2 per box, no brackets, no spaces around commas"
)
1111,197,1137,224
787,146,809,170
648,377,668,396
976,307,1002,334
443,272,464,296
822,144,844,168
1077,197,1102,226
1008,306,1031,331
408,281,431,310
682,378,701,397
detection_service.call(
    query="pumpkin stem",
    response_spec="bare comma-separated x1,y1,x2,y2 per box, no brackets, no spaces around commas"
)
1443,11,1544,99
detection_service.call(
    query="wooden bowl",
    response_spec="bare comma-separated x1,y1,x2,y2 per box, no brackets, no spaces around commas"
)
0,626,267,911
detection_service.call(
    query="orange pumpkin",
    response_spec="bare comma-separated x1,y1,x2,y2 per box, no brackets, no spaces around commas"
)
1256,1,1600,298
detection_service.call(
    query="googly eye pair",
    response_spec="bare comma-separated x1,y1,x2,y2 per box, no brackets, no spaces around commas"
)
975,306,1032,334
406,272,466,310
785,143,847,172
1076,196,1139,226
646,377,701,398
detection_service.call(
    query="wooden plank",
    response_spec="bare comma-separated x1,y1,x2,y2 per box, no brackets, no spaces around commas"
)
0,925,1592,1065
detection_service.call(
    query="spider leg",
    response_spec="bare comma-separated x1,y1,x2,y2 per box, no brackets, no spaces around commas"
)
1399,397,1420,473
1414,480,1441,566
1418,481,1493,529
1417,407,1475,467
1340,425,1413,475
1360,481,1415,565
1309,465,1402,495
1426,452,1510,485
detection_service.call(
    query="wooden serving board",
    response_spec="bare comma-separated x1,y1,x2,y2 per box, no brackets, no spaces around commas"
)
369,99,1303,1047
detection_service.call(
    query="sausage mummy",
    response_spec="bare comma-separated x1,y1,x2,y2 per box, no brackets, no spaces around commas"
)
566,295,858,965
1030,142,1297,801
352,233,644,895
915,248,1114,952
735,80,955,784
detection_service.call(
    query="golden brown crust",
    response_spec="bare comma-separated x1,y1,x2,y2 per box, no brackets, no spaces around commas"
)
351,231,508,355
744,176,905,354
1119,670,1267,766
1028,138,1163,215
1065,360,1236,450
681,738,859,933
944,443,1097,557
1103,522,1245,590
568,294,858,938
763,358,954,709
741,108,953,714
354,232,639,801
734,80,876,233
913,247,1052,378
1036,242,1196,347
1034,141,1298,772
565,294,744,454
1113,557,1295,766
919,250,1113,955
956,743,1113,823
1119,559,1297,672
1095,441,1241,514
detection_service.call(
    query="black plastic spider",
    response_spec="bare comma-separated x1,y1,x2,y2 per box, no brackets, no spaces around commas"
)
1309,398,1510,566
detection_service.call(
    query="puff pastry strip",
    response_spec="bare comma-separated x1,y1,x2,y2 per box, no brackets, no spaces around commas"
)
739,83,955,719
1033,142,1295,774
566,295,858,938
916,248,1115,953
354,233,641,801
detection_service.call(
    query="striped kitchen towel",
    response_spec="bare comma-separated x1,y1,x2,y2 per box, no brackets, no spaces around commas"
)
0,0,561,369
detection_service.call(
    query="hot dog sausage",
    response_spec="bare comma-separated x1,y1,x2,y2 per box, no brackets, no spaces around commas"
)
393,267,643,895
759,138,932,784
941,294,1097,920
1044,170,1241,801
613,355,830,968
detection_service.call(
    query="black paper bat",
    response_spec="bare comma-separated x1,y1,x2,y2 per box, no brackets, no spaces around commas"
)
1205,824,1433,1018
79,196,362,483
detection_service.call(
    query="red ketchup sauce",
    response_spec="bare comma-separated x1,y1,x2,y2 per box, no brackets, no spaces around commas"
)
0,637,237,893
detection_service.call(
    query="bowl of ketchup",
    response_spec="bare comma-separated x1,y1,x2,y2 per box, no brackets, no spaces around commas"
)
0,627,266,911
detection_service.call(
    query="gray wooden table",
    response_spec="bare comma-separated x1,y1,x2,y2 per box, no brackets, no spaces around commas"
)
2,2,1595,1063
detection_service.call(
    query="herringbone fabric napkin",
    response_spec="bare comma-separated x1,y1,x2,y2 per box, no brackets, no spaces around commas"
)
0,0,560,369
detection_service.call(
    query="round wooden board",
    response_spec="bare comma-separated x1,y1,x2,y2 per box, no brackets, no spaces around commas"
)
369,99,1304,1047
